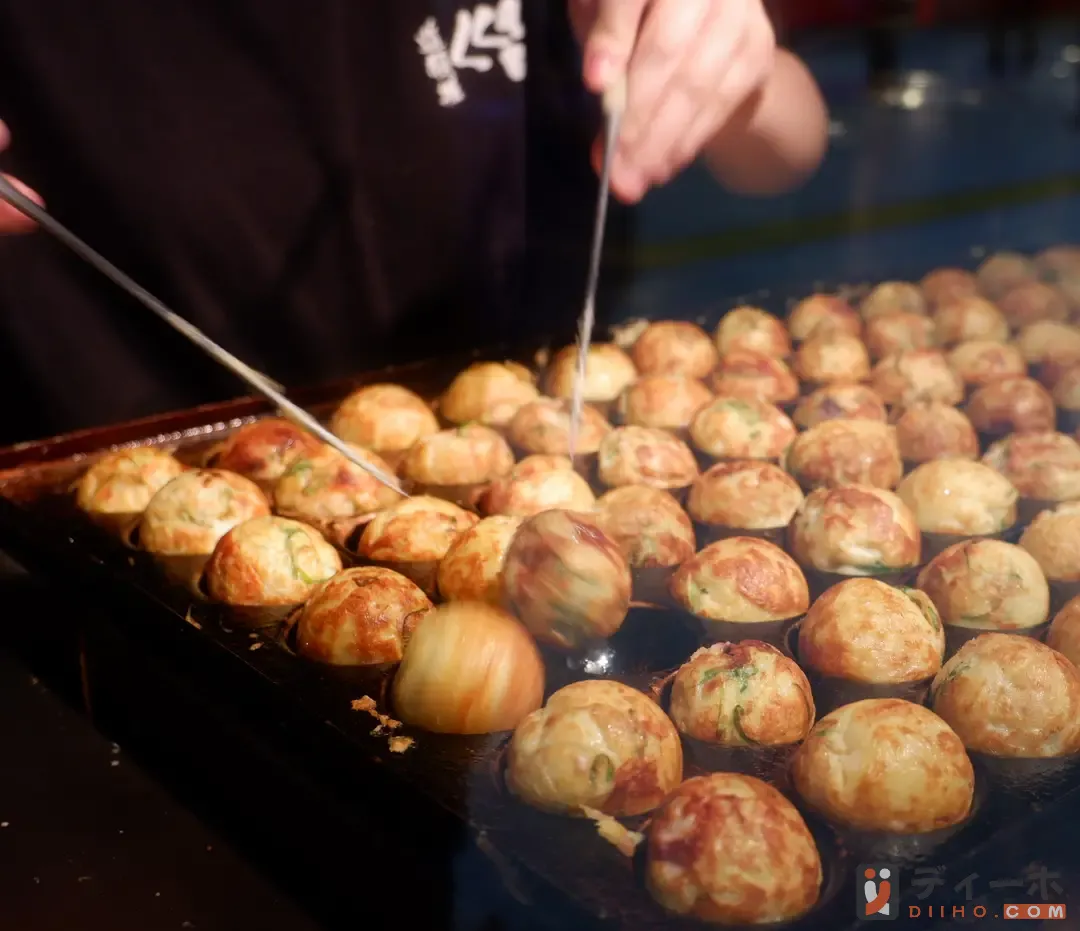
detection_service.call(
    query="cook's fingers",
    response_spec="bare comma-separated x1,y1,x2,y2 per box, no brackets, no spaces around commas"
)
581,0,651,93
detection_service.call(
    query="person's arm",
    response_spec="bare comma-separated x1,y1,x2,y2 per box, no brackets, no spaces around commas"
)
0,120,40,234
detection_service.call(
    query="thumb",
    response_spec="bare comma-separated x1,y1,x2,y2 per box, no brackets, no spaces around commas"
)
580,0,649,93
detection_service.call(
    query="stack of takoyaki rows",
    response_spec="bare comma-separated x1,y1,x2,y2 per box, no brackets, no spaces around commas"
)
69,244,1080,926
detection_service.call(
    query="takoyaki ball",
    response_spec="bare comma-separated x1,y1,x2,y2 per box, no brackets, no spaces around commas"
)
976,250,1038,301
933,295,1009,346
947,339,1026,388
1052,363,1080,413
402,424,515,488
966,376,1055,436
870,350,964,407
140,470,270,557
295,566,432,666
896,459,1018,536
546,342,638,404
982,432,1080,502
329,384,439,458
709,350,799,405
616,375,713,431
784,419,903,490
507,679,682,817
482,456,595,518
864,311,936,360
792,699,974,833
894,403,979,464
787,293,862,342
1020,502,1080,582
792,332,871,385
646,773,822,926
597,426,699,492
688,461,804,531
208,418,322,492
272,444,403,527
75,447,185,531
631,320,720,379
508,398,612,456
1047,595,1080,667
595,486,696,569
931,634,1080,757
1015,320,1080,366
916,540,1049,631
437,515,522,604
714,306,791,359
793,383,888,430
502,509,631,648
1036,244,1080,281
1039,345,1080,391
671,537,809,623
670,642,815,745
438,361,540,428
799,580,944,684
860,281,927,320
689,396,796,461
205,516,341,606
921,267,979,307
788,485,921,576
998,280,1069,328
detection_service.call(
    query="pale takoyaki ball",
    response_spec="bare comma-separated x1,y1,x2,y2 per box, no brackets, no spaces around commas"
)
947,339,1026,387
140,470,271,557
896,459,1018,535
502,509,631,649
916,540,1049,631
793,383,888,430
507,679,682,817
864,311,936,360
1039,345,1080,391
688,460,804,531
714,306,791,359
799,580,944,684
1036,244,1080,282
670,537,809,623
932,295,1009,345
966,376,1055,436
1015,320,1080,366
1020,502,1080,581
329,384,439,457
784,419,903,490
860,281,927,320
595,486,696,569
631,320,719,379
438,361,539,428
982,432,1080,502
616,375,713,431
792,698,974,833
921,267,979,307
75,447,185,524
1047,595,1080,667
546,342,638,403
597,426,699,491
976,250,1038,301
670,641,815,745
508,398,611,456
894,403,979,464
709,350,799,405
482,455,595,517
792,332,871,385
295,566,432,665
689,396,796,461
204,516,341,606
402,424,515,487
788,485,921,576
646,773,823,926
931,633,1080,757
870,350,964,407
357,495,478,572
998,280,1069,328
1052,364,1080,412
787,293,862,342
272,443,403,526
437,515,522,604
207,418,322,490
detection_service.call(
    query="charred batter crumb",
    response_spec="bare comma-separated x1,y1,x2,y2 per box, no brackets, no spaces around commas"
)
389,736,415,754
248,641,263,651
580,806,644,857
351,695,403,731
183,608,203,630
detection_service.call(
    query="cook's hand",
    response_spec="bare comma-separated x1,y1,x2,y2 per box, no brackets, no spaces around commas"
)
0,120,41,234
570,0,818,202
